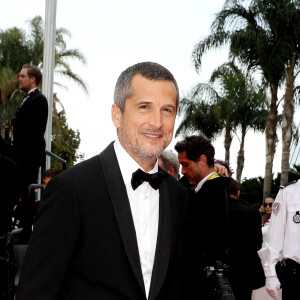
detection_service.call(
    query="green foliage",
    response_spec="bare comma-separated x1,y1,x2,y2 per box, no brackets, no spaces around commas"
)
0,27,30,73
239,176,264,207
239,165,300,208
176,96,224,139
51,111,84,168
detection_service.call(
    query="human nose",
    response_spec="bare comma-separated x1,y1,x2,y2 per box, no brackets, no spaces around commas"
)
181,166,186,175
149,109,163,128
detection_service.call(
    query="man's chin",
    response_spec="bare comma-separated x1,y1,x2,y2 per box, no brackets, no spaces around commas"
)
188,179,196,185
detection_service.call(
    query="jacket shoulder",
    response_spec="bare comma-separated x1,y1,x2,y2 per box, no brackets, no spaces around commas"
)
279,179,298,189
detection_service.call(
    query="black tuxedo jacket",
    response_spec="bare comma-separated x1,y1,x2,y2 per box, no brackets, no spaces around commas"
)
16,142,187,300
180,177,229,298
12,88,48,169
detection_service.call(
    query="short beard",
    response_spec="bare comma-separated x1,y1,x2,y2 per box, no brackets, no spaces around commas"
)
120,127,164,166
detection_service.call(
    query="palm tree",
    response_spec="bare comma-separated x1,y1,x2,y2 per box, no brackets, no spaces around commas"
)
176,94,224,140
177,61,268,182
27,16,88,93
256,0,300,185
234,85,268,183
192,0,288,198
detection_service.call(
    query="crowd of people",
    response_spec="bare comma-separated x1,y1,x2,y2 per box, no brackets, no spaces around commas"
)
0,61,299,300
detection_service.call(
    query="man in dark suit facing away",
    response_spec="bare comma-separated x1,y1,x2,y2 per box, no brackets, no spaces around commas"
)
175,135,230,299
226,177,265,300
16,62,188,300
12,64,48,242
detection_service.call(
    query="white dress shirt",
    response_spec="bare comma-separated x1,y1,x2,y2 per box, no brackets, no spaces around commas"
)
264,180,300,277
114,139,159,298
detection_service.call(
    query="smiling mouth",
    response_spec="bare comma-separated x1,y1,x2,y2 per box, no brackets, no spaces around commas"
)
143,133,161,138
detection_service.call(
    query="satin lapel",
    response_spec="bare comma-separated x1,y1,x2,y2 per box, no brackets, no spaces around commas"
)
99,142,146,296
148,179,172,300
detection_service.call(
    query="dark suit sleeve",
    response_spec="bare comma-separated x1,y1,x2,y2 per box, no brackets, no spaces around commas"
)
16,175,80,300
200,182,229,264
23,94,48,140
250,209,263,251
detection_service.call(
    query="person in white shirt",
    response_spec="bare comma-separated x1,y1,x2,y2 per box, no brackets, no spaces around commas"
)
264,180,300,300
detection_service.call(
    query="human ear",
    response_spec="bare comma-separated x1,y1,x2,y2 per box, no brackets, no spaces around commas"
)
199,155,207,165
111,104,122,128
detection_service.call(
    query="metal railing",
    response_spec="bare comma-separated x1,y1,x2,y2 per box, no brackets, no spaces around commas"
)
45,149,67,170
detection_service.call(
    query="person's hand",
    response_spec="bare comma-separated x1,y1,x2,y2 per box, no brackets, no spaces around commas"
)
259,204,266,215
214,163,229,177
266,276,280,300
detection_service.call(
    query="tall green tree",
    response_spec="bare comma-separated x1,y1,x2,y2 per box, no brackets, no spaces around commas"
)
258,0,300,185
0,27,30,73
177,62,268,183
27,16,88,93
192,0,296,198
51,109,83,168
176,92,224,140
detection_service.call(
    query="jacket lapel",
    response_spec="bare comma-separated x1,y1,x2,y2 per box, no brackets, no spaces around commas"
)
99,142,146,296
148,179,172,300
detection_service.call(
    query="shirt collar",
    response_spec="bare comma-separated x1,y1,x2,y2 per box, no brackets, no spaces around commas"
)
114,139,158,186
27,87,38,95
195,171,216,193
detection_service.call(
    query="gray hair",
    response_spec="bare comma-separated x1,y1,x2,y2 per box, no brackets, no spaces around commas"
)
114,61,179,112
159,150,180,176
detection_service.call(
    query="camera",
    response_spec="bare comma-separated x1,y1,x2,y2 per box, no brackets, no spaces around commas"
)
204,260,236,300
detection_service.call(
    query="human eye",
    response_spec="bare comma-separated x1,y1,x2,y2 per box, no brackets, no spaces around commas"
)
139,104,149,110
162,106,175,114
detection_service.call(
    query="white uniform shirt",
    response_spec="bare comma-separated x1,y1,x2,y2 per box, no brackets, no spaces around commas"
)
264,180,300,277
114,140,159,298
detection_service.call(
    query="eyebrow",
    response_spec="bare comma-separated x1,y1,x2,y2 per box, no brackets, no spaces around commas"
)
137,100,152,106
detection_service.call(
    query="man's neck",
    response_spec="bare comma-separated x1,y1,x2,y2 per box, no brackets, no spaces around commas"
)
27,87,38,94
199,167,215,181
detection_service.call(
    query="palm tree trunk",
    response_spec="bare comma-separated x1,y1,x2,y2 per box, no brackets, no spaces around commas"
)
281,60,295,185
263,84,278,199
236,125,246,184
224,121,232,162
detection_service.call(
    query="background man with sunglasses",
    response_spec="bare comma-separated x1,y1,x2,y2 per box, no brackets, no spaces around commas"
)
262,194,276,226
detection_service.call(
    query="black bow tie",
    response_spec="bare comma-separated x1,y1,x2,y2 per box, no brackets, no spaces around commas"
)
131,168,167,190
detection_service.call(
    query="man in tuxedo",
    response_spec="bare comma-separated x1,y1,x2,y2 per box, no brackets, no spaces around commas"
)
226,178,265,300
16,62,188,300
175,135,230,299
12,64,48,242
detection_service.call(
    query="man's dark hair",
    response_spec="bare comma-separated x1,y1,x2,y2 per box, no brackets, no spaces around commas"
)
114,61,179,112
22,64,42,86
42,168,63,180
228,177,239,196
264,193,276,202
175,135,215,167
